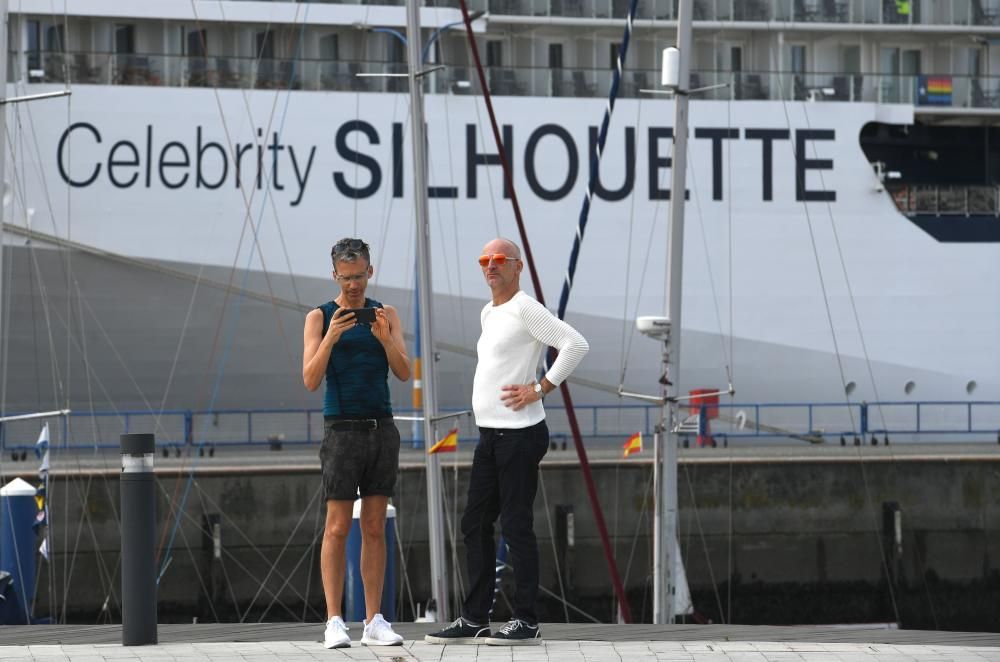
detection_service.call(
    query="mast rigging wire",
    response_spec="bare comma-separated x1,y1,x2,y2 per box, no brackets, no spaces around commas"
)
772,75,906,627
554,0,638,322
157,0,317,580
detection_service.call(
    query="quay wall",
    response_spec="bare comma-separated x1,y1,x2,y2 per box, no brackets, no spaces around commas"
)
15,448,1000,630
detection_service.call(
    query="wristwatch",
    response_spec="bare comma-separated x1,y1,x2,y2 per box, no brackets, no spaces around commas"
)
533,383,545,400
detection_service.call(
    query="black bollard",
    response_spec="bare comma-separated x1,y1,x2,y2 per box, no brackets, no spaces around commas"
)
120,433,158,645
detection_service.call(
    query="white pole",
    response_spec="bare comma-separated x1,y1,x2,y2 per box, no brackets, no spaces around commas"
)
0,409,71,424
654,0,692,625
0,0,8,382
405,0,450,622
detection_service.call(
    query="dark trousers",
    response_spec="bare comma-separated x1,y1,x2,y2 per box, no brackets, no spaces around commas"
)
460,420,549,625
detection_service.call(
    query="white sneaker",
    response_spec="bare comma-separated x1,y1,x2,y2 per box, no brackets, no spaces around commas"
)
360,613,404,646
323,615,351,649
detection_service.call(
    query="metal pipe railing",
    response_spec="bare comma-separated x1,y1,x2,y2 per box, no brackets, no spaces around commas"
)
15,50,1000,107
1,401,998,451
888,184,1000,216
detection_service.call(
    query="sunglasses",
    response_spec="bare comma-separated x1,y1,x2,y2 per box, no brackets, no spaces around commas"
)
478,253,518,267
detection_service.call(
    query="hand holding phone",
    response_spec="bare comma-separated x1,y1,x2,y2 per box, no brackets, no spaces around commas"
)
341,307,377,325
370,306,392,345
326,307,356,345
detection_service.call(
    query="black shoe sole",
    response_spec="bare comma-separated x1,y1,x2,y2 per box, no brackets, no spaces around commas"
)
484,636,542,646
424,635,490,645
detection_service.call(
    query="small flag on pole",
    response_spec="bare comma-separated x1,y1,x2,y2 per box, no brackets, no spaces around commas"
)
623,432,643,458
428,428,459,454
37,422,51,478
36,422,49,449
35,423,49,458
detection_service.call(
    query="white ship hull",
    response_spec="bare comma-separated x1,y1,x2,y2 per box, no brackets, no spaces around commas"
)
3,85,996,416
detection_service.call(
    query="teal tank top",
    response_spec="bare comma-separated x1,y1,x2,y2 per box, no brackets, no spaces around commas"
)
318,297,393,418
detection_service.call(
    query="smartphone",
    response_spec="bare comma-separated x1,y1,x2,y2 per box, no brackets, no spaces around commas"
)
341,307,377,325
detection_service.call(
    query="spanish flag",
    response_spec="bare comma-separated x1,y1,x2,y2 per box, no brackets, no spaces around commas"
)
428,428,459,454
623,432,643,458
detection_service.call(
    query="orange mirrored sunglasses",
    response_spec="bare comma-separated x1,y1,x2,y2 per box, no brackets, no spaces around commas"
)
478,253,517,267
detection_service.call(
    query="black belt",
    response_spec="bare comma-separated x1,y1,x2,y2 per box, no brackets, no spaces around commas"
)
325,418,381,431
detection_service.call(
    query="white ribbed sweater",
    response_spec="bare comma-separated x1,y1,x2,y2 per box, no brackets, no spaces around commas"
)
472,291,589,429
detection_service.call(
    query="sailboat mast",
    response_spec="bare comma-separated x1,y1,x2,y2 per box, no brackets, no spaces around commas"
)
654,0,693,625
405,0,450,622
0,0,8,373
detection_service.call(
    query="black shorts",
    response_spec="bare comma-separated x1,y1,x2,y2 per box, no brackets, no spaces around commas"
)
320,417,400,501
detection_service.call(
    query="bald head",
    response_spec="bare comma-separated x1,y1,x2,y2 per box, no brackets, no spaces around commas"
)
482,237,521,259
480,237,523,302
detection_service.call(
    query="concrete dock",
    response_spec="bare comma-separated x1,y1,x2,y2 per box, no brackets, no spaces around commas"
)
2,623,999,661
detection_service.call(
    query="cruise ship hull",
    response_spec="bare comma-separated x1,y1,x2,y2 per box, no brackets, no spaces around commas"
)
2,85,997,421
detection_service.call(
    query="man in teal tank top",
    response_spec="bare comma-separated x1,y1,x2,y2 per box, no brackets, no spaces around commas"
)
302,238,411,648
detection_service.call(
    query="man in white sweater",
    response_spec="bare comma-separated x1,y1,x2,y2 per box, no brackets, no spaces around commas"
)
426,238,588,646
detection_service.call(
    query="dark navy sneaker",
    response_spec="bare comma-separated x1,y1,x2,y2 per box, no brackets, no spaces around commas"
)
424,617,491,644
484,619,541,646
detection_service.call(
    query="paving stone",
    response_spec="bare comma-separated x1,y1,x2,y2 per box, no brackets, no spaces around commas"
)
6,636,1000,662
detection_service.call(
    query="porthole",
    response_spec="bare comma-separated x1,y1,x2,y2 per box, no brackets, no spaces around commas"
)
904,380,916,395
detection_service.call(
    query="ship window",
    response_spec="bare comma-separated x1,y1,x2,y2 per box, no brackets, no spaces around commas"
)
966,380,977,395
255,31,277,88
967,48,982,77
115,24,134,55
841,45,860,73
388,35,405,63
714,43,742,72
320,34,339,61
186,30,208,87
45,24,65,53
486,40,503,67
789,44,806,100
904,380,916,395
845,381,856,396
255,30,274,60
880,47,899,75
549,43,563,69
879,47,920,103
789,45,806,73
187,30,207,58
26,20,40,70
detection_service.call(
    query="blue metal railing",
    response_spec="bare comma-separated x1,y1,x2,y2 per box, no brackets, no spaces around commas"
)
1,401,999,452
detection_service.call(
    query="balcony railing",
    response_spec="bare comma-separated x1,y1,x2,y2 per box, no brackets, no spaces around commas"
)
218,0,1000,26
20,52,1000,108
1,401,998,452
889,184,1000,217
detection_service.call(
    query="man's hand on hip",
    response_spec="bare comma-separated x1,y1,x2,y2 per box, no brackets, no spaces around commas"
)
500,381,543,411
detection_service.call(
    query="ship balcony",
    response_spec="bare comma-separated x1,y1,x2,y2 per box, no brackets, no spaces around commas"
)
222,0,1000,27
887,184,1000,242
889,184,1000,217
17,51,1000,110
